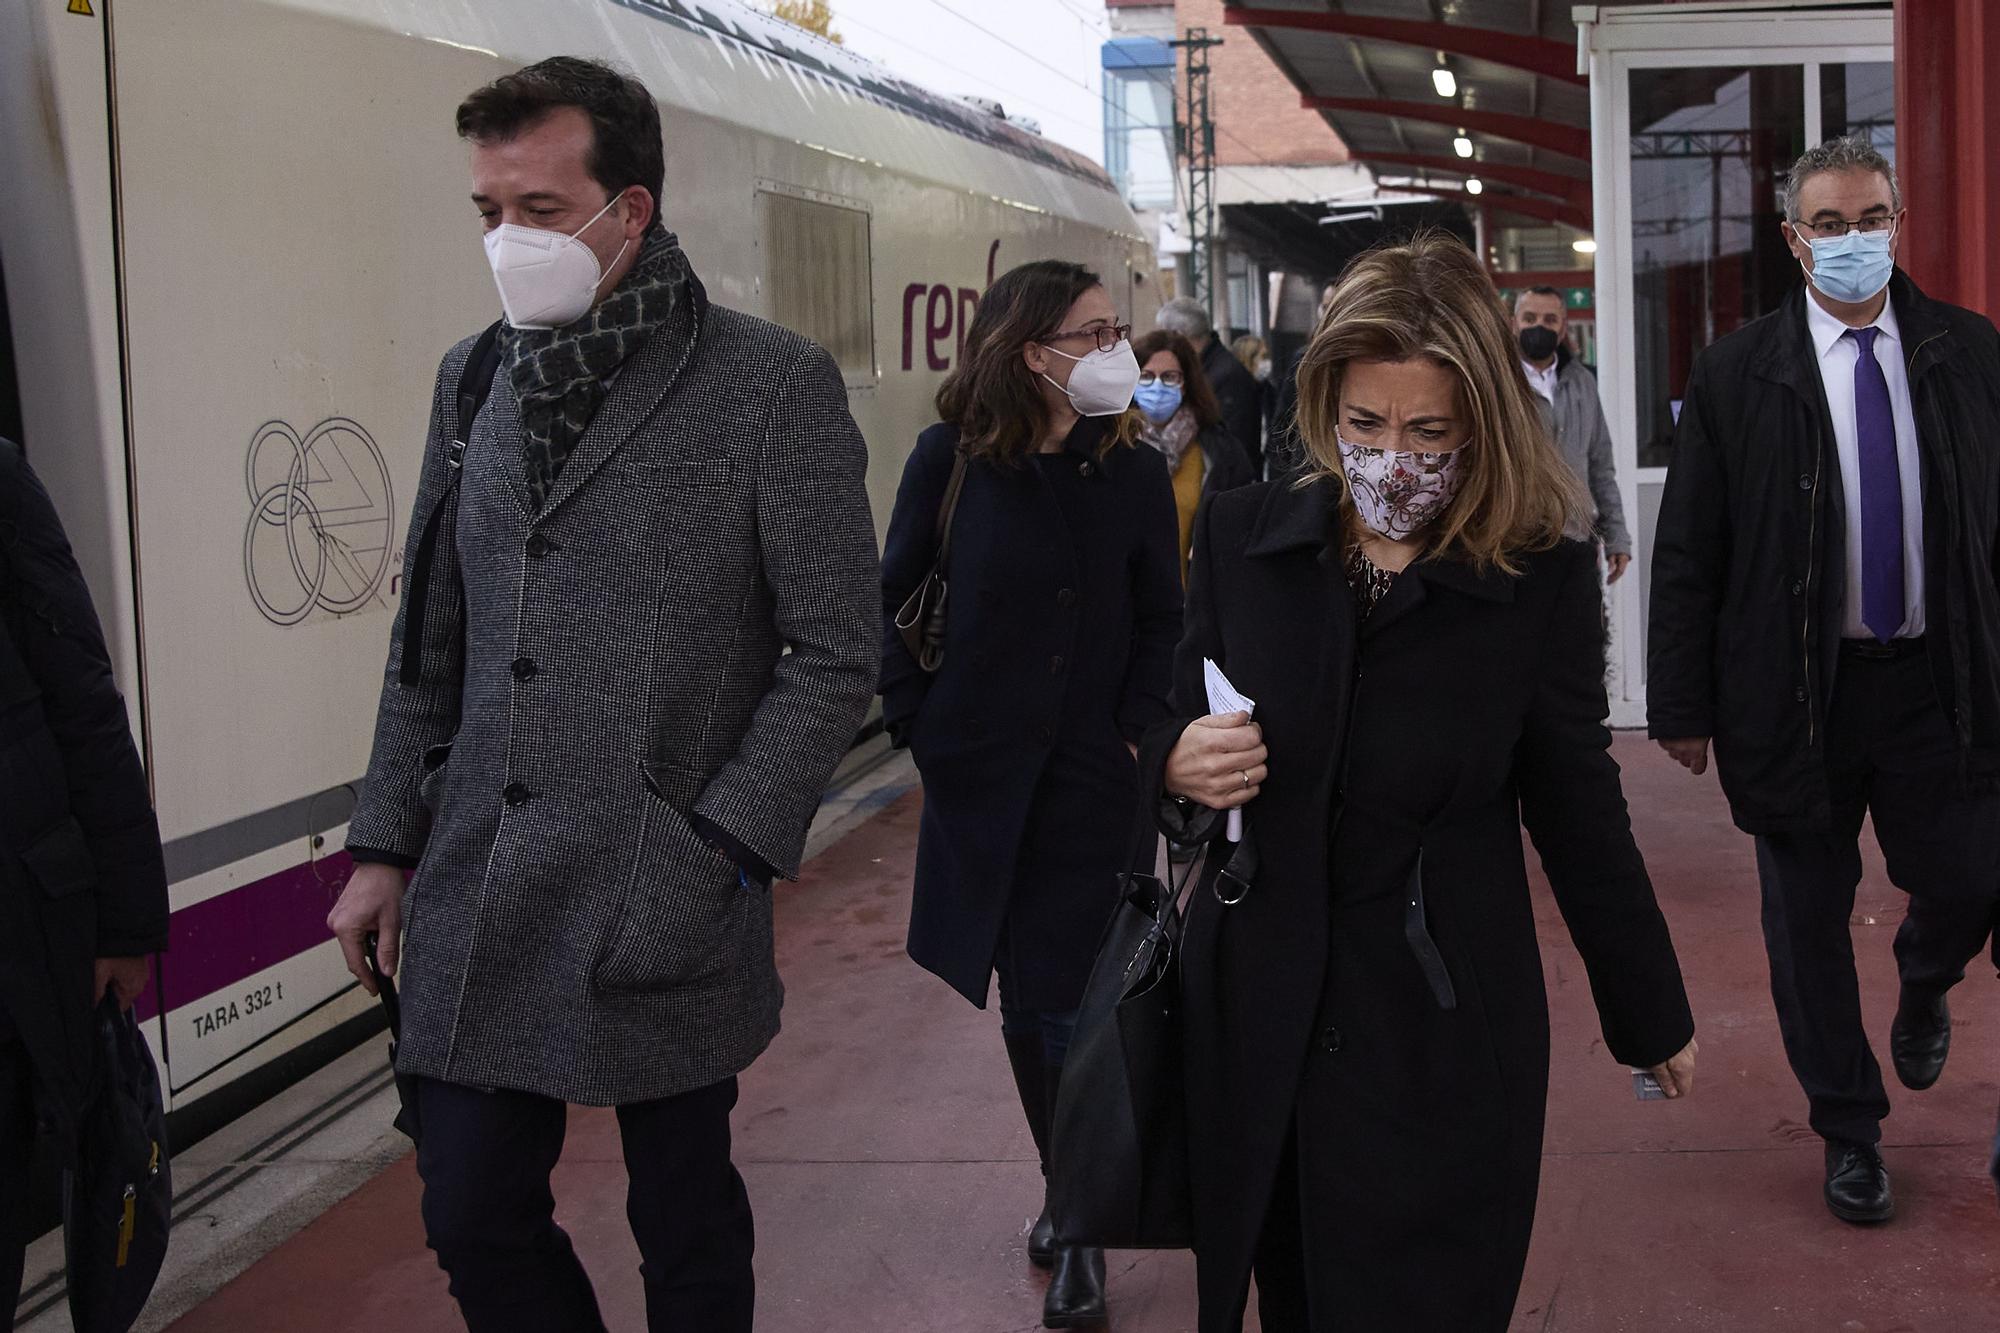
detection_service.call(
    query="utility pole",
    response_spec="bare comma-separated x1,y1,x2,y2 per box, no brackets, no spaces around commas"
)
1172,27,1224,309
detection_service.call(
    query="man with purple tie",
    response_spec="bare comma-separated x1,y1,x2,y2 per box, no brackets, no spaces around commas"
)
1651,135,2000,1225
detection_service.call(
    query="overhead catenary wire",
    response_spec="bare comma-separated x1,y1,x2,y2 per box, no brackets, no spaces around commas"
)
822,3,1107,140
906,0,1341,219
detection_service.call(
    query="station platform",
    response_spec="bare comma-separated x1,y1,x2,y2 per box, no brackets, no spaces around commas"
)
27,737,2000,1332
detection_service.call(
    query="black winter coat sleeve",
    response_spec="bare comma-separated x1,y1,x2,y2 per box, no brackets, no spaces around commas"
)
1521,543,1694,1069
878,428,955,745
1139,491,1226,845
3,443,169,957
1117,447,1188,743
1647,355,1730,741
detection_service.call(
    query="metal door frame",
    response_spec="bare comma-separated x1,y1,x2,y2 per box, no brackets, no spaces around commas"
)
1578,4,1893,726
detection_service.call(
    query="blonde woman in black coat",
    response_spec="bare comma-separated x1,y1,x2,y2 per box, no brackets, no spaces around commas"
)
1138,234,1699,1331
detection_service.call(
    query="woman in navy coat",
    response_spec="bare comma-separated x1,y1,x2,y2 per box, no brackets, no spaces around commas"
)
1140,235,1699,1331
880,260,1182,1328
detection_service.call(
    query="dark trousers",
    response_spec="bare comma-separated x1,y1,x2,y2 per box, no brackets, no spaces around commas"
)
1754,648,2000,1145
1,1018,33,1319
414,1074,754,1333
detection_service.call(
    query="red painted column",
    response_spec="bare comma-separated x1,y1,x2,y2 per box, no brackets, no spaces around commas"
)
1895,0,2000,316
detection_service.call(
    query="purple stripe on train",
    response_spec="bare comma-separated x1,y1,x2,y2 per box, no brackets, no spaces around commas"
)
137,852,352,1021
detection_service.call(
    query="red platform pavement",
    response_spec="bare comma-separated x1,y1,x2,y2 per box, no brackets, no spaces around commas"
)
165,739,2000,1332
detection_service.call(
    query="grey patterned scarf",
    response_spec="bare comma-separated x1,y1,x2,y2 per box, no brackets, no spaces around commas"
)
1139,407,1201,473
500,228,691,507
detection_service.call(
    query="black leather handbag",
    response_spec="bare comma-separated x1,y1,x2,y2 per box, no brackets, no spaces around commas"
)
892,450,968,673
63,999,171,1333
1047,859,1197,1249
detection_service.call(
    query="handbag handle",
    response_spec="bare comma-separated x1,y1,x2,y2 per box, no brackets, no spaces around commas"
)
894,450,969,673
932,449,969,562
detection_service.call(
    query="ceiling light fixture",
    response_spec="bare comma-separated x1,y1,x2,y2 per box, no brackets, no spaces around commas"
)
1465,178,1484,195
1573,238,1599,254
1453,134,1474,159
1432,66,1457,98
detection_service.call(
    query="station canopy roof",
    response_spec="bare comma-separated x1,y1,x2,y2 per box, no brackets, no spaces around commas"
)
1222,1,1597,233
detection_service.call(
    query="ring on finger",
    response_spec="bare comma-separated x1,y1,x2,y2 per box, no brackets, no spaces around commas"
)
1238,769,1250,790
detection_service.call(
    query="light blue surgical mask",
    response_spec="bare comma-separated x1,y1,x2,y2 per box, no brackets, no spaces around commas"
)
1134,379,1183,424
1795,224,1896,305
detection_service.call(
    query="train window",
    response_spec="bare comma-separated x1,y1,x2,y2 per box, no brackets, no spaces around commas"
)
757,188,875,379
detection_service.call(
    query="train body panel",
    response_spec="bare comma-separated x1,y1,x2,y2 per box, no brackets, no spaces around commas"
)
0,0,1154,1112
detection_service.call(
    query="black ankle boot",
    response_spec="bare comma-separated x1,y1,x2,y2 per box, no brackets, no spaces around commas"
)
1004,1033,1057,1268
1028,1204,1056,1269
1043,1244,1107,1328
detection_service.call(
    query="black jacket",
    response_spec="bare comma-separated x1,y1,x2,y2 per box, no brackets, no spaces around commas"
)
0,440,169,1147
1201,337,1264,478
1192,422,1255,501
1138,480,1691,1331
1266,346,1311,480
880,418,1182,1007
1648,274,2000,833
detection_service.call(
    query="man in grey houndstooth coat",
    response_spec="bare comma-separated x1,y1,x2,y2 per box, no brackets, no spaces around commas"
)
326,57,879,1333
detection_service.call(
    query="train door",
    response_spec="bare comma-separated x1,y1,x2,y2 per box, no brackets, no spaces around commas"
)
102,0,504,1113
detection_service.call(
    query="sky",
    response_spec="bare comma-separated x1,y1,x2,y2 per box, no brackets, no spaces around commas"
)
813,0,1113,164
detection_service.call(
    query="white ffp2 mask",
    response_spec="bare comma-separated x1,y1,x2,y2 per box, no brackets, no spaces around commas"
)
482,194,629,329
1040,339,1142,417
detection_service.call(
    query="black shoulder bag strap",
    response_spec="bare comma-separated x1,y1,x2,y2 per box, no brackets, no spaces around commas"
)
892,450,969,673
398,323,502,687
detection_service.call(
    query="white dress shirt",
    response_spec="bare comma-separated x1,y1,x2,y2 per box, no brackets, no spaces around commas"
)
1804,291,1926,639
1521,358,1559,404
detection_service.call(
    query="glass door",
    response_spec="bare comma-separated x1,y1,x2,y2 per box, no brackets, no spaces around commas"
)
1580,6,1893,726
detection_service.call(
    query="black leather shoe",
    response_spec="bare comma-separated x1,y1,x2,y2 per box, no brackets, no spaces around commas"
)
1028,1204,1055,1269
1891,992,1951,1091
1824,1139,1894,1223
1043,1244,1106,1328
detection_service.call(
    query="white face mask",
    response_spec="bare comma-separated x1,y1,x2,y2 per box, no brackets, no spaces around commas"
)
1039,339,1142,417
482,193,629,330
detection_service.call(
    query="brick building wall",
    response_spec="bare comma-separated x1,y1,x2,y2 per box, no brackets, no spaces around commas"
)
1176,0,1349,166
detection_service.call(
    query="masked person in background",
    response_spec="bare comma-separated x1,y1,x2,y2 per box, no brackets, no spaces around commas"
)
1652,135,2000,1226
1515,287,1632,582
879,260,1183,1329
326,57,879,1333
1139,233,1697,1332
1158,296,1265,479
1133,329,1256,581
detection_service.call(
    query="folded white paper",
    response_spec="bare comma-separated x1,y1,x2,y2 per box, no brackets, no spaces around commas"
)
1202,658,1256,842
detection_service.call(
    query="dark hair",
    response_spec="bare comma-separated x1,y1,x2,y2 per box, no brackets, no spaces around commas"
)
457,56,665,234
1130,329,1221,430
1526,285,1562,300
936,260,1134,464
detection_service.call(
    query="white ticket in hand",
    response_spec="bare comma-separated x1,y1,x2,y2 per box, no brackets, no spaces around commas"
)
1202,658,1256,842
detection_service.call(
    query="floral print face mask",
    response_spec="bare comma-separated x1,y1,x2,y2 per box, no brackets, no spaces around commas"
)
1336,436,1468,541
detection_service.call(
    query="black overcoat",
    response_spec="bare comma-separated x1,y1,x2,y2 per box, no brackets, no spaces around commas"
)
1138,480,1694,1331
0,440,169,1149
1193,422,1256,501
1202,338,1265,478
881,417,1183,1009
1648,273,2000,834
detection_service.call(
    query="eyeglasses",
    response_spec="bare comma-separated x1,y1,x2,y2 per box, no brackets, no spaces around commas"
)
1136,371,1185,387
1042,323,1133,353
1793,212,1900,240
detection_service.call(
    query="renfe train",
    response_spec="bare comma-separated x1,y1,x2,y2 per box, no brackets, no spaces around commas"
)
0,0,1156,1128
